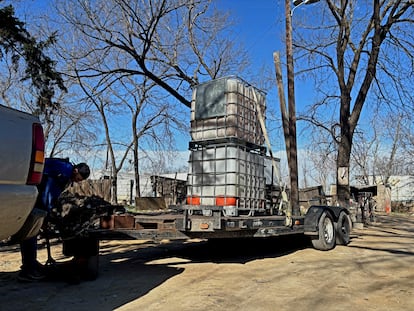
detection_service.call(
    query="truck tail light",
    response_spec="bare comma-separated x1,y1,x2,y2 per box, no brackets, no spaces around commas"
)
27,123,45,185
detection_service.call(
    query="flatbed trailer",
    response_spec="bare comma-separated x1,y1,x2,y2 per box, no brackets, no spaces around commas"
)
86,76,353,252
60,76,354,279
56,202,351,283
90,203,352,251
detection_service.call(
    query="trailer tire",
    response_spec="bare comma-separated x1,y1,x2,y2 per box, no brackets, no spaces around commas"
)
311,211,336,251
335,212,352,246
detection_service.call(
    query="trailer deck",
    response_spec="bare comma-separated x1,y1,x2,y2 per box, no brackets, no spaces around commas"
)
91,209,308,241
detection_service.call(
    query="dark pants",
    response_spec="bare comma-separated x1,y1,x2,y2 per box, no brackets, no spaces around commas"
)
20,236,38,271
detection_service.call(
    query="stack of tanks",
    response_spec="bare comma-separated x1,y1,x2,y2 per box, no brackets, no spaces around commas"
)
186,76,277,217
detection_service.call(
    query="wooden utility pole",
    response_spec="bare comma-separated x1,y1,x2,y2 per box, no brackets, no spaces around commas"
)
285,0,299,216
275,0,320,215
273,52,290,163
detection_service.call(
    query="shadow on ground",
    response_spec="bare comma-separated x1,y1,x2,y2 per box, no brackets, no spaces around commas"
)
0,234,311,310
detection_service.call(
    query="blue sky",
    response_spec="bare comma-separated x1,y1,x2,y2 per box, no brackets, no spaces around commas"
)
10,0,322,172
8,1,412,189
217,0,285,57
14,0,317,151
216,0,320,150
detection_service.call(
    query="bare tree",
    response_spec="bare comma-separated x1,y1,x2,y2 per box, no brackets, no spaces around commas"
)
294,0,414,205
352,110,414,191
372,113,413,179
0,2,100,166
54,0,248,107
112,75,186,199
0,56,27,108
301,124,337,190
49,0,249,203
399,114,414,172
42,87,97,159
0,42,96,160
75,77,132,204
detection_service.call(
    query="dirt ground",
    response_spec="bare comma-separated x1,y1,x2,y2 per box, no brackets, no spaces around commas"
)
1,213,413,311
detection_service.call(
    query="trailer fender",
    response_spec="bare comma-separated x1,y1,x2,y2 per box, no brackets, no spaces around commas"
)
304,205,351,242
304,206,329,235
304,205,348,233
324,205,350,220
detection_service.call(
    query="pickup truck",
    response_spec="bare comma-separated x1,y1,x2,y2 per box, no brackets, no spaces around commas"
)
0,104,45,241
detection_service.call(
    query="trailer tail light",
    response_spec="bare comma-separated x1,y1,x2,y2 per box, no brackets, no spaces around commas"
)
27,123,45,185
216,196,237,206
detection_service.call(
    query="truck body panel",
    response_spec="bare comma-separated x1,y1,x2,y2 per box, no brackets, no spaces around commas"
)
0,105,44,240
0,185,38,240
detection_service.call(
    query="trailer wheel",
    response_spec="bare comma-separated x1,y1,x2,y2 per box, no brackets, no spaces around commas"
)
311,211,336,251
335,212,351,245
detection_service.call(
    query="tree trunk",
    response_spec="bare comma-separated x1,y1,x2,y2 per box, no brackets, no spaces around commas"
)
336,93,353,207
111,174,118,205
134,139,141,201
336,140,351,207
